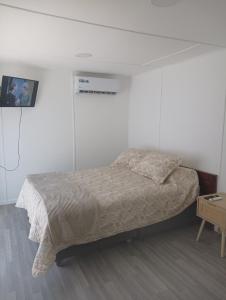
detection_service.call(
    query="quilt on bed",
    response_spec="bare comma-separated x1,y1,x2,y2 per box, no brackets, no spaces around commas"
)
16,166,199,277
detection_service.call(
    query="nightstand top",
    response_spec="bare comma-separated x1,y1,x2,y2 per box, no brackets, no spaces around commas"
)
198,193,226,211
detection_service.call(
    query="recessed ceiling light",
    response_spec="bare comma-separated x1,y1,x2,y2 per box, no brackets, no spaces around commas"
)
75,53,93,58
151,0,180,7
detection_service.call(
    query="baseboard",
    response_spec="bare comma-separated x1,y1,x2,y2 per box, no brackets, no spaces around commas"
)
0,198,17,206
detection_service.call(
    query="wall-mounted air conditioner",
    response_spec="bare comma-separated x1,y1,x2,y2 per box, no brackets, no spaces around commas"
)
74,76,120,95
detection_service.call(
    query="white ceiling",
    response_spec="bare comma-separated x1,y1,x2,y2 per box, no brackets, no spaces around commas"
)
0,0,225,75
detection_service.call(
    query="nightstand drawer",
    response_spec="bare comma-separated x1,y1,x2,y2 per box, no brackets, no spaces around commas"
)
197,198,226,229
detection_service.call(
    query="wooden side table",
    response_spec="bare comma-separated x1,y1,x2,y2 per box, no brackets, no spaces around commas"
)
196,193,226,257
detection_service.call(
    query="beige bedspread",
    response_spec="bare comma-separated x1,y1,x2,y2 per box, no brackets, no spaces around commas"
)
16,166,199,277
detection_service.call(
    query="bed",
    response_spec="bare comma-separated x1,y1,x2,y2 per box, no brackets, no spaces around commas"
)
16,150,216,277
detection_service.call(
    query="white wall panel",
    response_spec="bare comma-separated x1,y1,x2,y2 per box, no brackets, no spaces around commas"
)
160,53,226,174
129,69,162,150
129,50,226,189
0,64,74,203
0,64,130,204
75,76,129,170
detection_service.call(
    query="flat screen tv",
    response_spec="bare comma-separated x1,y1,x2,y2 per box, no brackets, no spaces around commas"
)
0,76,39,107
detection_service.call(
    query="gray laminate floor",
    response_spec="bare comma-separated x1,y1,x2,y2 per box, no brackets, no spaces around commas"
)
1,205,226,300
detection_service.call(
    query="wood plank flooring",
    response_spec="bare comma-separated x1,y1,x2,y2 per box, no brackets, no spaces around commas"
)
1,204,226,300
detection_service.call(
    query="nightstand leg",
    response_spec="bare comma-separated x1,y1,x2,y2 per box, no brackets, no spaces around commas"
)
221,231,225,258
196,220,206,241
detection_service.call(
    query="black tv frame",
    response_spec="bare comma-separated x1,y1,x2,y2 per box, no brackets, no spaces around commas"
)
0,75,39,107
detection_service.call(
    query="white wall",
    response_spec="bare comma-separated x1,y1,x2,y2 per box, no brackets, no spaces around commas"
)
129,50,226,190
129,70,162,150
0,63,74,204
75,76,130,170
0,66,130,204
3,49,226,203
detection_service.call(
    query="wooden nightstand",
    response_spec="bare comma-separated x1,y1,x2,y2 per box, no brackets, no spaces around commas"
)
196,193,226,257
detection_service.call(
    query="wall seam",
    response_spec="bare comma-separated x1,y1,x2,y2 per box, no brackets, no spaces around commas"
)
218,91,226,189
127,76,133,147
0,108,8,203
72,78,79,171
71,73,76,171
158,69,164,151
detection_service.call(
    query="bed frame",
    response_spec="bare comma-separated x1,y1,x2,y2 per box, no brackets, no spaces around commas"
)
55,169,217,266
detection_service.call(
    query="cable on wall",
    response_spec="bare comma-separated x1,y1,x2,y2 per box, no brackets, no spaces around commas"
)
0,107,23,172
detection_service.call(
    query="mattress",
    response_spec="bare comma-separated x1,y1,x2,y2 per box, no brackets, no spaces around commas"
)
16,166,199,277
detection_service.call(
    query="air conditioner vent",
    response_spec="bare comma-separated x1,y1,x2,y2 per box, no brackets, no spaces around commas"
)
74,76,120,95
79,90,116,95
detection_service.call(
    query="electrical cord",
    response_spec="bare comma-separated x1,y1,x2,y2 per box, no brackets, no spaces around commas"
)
0,107,22,171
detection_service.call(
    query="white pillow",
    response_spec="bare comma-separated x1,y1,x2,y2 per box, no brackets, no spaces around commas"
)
111,148,148,168
131,152,182,184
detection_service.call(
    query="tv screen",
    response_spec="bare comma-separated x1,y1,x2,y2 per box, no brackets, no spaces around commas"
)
0,76,39,107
